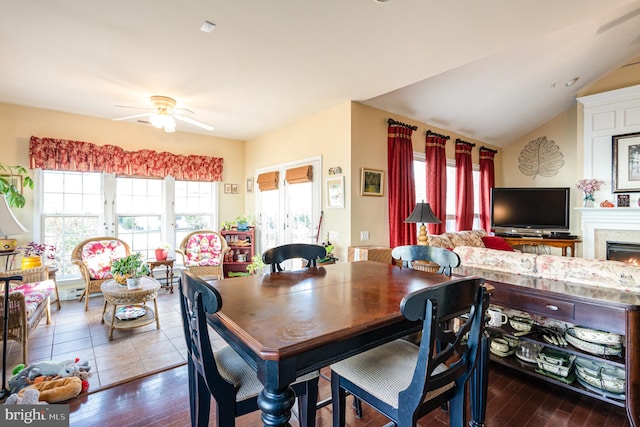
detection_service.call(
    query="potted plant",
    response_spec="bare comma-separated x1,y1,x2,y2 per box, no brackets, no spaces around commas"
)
19,242,57,269
235,214,253,231
246,254,265,275
110,253,151,289
0,163,34,209
155,242,171,261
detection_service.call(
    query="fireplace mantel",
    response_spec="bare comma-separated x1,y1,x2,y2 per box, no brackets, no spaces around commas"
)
576,207,640,259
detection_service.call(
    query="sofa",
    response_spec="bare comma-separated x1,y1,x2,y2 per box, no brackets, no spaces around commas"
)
427,229,640,292
452,245,640,293
0,266,56,364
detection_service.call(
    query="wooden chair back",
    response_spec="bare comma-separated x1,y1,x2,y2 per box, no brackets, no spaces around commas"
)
262,243,327,273
391,245,461,276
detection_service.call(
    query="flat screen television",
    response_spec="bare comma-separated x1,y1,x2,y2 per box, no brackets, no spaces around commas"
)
491,187,570,231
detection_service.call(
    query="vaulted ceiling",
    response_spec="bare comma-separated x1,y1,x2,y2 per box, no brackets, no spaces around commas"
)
1,0,639,146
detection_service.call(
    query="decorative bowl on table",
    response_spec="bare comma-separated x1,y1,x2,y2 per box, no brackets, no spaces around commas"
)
565,328,623,356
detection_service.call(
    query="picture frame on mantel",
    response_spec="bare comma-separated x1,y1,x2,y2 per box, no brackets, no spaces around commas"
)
612,132,640,193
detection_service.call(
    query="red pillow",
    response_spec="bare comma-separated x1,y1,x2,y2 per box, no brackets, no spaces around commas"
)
481,236,515,252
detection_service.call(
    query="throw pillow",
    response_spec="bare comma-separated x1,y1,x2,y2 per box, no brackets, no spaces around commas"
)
481,236,515,252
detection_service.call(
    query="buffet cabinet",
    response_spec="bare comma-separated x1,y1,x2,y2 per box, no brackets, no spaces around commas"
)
455,266,640,426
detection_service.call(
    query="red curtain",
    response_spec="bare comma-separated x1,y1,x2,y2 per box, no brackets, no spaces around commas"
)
455,140,474,231
388,125,416,248
425,135,448,235
29,136,223,181
479,147,496,232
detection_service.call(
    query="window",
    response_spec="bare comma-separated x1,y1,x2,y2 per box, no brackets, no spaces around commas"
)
38,171,218,280
413,154,480,232
41,171,103,277
116,177,163,260
174,180,216,245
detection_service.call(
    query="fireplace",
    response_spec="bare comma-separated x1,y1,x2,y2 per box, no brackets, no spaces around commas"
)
607,241,640,266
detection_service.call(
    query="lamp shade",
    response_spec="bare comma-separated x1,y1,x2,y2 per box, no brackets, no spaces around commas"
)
0,195,27,252
404,202,441,225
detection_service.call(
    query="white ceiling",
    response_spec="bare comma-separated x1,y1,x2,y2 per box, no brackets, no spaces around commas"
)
1,0,640,147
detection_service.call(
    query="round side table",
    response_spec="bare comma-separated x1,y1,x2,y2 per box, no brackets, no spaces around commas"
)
101,276,161,340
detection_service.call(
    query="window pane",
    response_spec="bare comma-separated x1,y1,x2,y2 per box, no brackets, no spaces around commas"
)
174,180,215,249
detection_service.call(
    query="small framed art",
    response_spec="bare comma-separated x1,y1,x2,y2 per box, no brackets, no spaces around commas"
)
224,183,232,194
246,177,254,193
360,168,384,196
231,184,239,194
326,176,344,208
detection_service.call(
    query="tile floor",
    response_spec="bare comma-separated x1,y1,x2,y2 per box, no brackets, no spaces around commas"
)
2,283,229,393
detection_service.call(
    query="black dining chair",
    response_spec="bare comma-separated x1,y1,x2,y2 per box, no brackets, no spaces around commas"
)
330,276,489,427
391,245,461,276
262,243,327,273
179,270,320,427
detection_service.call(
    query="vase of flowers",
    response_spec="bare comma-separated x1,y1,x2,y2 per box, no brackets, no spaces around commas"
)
576,179,604,207
19,242,57,269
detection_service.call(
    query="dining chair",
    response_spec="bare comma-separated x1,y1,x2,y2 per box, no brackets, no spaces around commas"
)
176,230,229,280
179,270,320,427
330,276,489,427
391,245,461,276
262,243,327,273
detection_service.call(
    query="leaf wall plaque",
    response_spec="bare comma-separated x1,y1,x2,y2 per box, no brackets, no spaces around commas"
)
518,136,564,179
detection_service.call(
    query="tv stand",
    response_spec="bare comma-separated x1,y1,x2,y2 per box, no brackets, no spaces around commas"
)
500,236,581,257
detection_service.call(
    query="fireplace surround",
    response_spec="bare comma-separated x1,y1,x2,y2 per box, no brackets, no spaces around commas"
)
607,241,640,265
577,207,640,259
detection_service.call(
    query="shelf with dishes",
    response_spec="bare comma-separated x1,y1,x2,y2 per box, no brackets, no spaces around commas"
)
486,307,626,406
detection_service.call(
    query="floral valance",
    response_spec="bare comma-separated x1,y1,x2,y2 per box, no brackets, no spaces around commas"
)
29,136,223,181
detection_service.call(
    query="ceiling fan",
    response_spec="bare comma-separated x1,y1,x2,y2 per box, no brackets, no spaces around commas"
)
113,95,214,133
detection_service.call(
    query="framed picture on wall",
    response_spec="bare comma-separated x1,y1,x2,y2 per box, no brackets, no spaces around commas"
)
326,176,344,208
612,132,640,193
360,168,384,196
224,183,232,194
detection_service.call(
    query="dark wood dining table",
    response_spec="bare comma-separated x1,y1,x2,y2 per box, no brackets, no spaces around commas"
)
205,261,489,427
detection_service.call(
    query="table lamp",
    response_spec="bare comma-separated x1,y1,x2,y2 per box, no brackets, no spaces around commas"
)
404,201,441,245
0,194,27,252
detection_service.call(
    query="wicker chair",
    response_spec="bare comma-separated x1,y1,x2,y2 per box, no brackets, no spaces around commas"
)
0,266,54,364
71,237,131,311
176,230,229,280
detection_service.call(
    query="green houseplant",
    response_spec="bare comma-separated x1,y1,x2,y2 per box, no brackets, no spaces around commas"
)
110,253,151,287
0,164,34,209
246,254,265,275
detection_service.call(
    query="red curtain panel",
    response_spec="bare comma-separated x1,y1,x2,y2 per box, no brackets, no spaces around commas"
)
455,140,474,231
479,147,496,232
387,125,416,248
425,135,448,235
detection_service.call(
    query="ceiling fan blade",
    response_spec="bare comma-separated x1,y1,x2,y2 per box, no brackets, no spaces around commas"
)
174,114,214,131
113,113,152,121
114,104,152,110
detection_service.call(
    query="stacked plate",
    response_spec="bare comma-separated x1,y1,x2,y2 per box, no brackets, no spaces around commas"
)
490,335,519,357
575,357,626,400
565,327,623,356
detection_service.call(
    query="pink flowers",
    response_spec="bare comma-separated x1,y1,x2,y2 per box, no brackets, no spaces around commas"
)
20,242,57,260
575,179,604,195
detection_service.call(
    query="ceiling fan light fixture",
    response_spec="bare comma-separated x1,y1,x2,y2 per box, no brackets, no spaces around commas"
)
150,113,164,128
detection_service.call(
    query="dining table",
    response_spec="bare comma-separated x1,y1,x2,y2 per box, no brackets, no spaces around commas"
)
204,260,489,427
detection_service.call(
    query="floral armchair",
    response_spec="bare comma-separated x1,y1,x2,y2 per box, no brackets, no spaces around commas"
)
176,230,229,280
71,237,130,311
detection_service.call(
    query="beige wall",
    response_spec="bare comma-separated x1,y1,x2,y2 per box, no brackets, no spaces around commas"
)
244,102,352,261
0,102,245,243
350,102,500,247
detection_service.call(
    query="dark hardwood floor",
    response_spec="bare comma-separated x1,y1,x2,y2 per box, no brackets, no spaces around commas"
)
68,364,630,427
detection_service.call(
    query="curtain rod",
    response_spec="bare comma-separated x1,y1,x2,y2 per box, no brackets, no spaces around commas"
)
387,118,418,131
425,130,450,140
479,146,498,153
455,138,476,147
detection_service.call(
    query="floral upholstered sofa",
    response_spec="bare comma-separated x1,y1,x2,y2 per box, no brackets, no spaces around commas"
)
453,245,640,293
427,229,488,249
